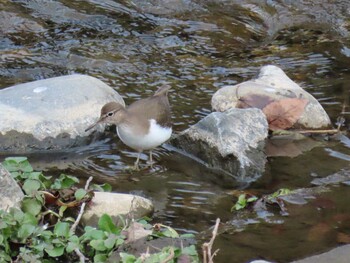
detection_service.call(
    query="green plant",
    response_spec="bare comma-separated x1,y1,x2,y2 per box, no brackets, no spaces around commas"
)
231,188,293,215
231,194,258,211
0,157,200,262
119,245,199,263
267,188,292,200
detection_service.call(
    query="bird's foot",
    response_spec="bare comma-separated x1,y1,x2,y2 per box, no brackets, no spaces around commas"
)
146,160,155,169
123,163,140,173
133,162,140,171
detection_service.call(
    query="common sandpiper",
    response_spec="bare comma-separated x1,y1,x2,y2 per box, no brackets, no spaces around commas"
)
85,85,172,170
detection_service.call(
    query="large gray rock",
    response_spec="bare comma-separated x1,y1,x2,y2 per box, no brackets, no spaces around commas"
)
0,74,124,152
291,245,350,263
82,192,154,227
211,65,332,130
0,164,24,210
170,108,268,184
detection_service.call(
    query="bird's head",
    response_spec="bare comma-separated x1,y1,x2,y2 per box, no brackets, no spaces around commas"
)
85,102,125,132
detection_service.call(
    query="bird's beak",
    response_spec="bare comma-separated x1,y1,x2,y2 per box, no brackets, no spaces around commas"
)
85,117,103,132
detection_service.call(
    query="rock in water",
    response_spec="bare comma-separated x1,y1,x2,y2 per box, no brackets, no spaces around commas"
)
211,65,332,130
170,108,268,185
0,74,124,152
82,192,154,227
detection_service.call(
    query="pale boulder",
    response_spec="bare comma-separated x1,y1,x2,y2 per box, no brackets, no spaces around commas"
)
82,192,154,227
211,65,331,129
0,74,125,151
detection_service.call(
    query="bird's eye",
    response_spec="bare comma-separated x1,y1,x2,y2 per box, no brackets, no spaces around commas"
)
107,112,114,117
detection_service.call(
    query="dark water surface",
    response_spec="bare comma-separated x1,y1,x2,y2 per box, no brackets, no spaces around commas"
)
1,1,350,262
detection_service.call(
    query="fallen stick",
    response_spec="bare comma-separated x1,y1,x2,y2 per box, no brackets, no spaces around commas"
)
202,218,220,263
296,129,340,134
70,176,93,263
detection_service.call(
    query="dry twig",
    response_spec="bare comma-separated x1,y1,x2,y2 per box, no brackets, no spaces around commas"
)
70,176,93,232
202,218,220,263
161,247,175,263
296,129,340,134
70,176,93,263
74,247,86,263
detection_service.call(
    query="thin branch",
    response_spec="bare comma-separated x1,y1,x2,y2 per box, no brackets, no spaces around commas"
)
161,247,175,263
296,129,340,134
70,176,93,263
74,248,86,263
70,176,93,232
202,218,220,263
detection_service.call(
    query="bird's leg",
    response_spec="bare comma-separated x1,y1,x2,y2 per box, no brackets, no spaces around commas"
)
148,150,154,168
133,152,141,171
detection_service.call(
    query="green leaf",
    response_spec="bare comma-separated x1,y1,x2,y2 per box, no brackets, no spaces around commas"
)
74,189,87,201
98,214,119,234
40,230,54,241
27,172,52,188
90,239,107,251
66,235,80,253
0,250,12,261
18,224,36,240
4,156,28,163
104,234,117,249
119,252,136,263
59,206,68,217
238,194,247,204
0,221,6,230
54,222,70,238
3,157,33,173
116,238,124,246
82,228,106,241
22,198,42,216
182,245,198,256
153,225,179,238
231,194,247,211
247,196,258,203
52,238,65,246
90,183,112,192
45,245,65,257
162,228,179,238
94,254,108,263
23,179,41,195
12,207,24,222
51,174,79,189
22,212,38,225
269,188,292,199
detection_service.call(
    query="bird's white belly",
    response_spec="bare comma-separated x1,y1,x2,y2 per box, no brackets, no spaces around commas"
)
117,119,172,151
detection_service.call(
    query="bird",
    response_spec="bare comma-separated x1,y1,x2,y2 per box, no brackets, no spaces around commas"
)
85,84,172,170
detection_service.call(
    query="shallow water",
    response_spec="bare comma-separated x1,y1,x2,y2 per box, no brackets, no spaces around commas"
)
1,0,350,262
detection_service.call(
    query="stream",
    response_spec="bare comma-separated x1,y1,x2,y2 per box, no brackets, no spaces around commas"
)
1,0,350,262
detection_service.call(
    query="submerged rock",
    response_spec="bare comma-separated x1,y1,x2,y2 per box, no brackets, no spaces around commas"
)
0,74,124,152
0,164,24,210
170,108,268,184
211,65,332,130
82,192,154,227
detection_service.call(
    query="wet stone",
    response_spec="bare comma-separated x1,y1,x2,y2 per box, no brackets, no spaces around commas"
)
0,74,125,152
170,108,268,185
311,169,350,186
82,192,154,228
211,65,332,130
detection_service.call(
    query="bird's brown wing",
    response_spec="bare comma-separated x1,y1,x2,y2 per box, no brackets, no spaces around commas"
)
126,94,171,135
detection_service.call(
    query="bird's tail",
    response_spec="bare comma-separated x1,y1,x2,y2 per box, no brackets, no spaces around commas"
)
154,84,171,96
